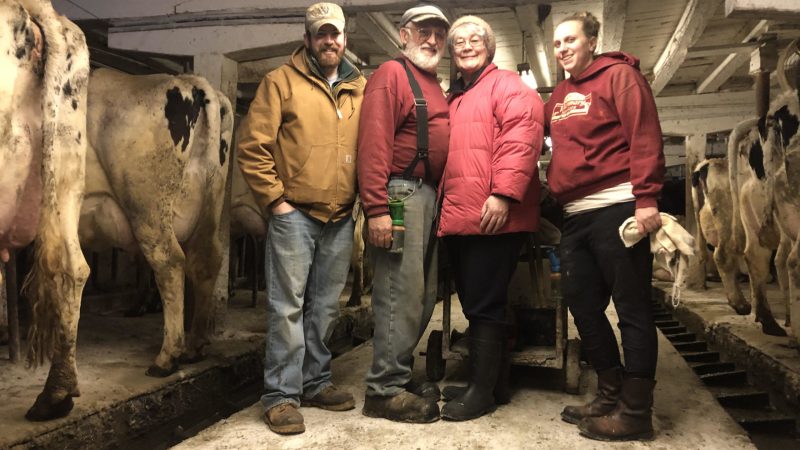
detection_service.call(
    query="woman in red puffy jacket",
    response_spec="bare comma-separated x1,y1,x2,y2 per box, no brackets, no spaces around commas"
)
438,15,544,422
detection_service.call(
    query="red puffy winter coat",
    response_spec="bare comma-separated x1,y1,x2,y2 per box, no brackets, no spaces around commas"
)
437,64,544,237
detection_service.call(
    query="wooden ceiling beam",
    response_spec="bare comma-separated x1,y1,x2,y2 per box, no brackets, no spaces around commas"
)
696,20,768,94
725,0,800,20
355,12,401,58
600,0,627,53
650,0,722,96
515,5,551,88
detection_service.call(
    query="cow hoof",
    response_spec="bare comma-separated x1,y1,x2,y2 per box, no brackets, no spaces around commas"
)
25,394,74,422
731,303,752,315
146,362,178,378
760,321,788,337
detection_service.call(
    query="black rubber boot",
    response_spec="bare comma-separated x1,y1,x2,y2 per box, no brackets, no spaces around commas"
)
578,377,656,441
441,338,511,404
561,367,622,424
441,321,504,421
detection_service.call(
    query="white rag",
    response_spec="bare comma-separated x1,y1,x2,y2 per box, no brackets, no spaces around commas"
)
619,213,696,306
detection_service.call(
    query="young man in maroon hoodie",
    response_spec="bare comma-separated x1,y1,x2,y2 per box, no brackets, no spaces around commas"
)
545,12,665,442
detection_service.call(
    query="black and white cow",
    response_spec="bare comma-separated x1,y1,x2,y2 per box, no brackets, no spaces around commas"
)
0,0,91,421
80,68,233,378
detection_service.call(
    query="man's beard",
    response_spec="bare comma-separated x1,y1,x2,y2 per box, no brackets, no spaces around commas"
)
313,45,343,70
403,42,441,73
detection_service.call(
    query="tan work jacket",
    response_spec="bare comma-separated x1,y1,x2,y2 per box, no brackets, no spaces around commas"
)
237,46,366,222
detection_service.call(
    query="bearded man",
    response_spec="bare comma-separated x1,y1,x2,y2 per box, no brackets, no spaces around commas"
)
237,2,366,435
357,4,451,423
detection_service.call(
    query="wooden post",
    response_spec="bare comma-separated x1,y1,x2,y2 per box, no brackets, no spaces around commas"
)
684,134,707,289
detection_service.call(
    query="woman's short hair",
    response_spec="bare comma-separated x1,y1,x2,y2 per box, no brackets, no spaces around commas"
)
448,15,496,62
559,11,601,40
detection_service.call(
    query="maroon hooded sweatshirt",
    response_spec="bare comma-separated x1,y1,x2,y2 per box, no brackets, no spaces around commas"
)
545,52,665,209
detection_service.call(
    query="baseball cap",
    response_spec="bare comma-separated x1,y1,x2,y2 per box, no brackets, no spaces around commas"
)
305,2,345,35
401,4,450,28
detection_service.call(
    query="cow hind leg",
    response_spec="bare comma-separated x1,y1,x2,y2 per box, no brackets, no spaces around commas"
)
787,239,800,348
714,246,750,315
182,220,225,363
775,237,792,327
136,229,187,377
25,204,89,421
745,245,787,337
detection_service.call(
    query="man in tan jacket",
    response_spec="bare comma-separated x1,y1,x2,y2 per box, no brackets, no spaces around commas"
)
237,2,365,435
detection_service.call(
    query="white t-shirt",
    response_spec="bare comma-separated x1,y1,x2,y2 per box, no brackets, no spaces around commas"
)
564,182,635,216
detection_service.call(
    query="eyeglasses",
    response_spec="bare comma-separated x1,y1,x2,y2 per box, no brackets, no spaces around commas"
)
453,36,484,51
404,26,447,42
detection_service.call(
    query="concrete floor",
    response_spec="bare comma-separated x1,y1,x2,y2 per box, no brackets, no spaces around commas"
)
175,298,756,450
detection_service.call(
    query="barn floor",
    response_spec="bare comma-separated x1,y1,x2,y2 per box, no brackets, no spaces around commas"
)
1,280,796,448
173,292,756,450
0,292,271,449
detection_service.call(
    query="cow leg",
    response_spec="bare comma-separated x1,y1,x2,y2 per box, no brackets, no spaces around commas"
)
775,236,792,327
137,229,187,377
713,245,750,315
183,213,225,363
787,239,800,347
26,196,89,421
744,244,786,336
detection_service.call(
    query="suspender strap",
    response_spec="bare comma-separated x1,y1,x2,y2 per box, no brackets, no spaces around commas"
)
397,58,431,181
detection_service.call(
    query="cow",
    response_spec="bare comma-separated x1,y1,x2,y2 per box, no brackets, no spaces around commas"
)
0,0,91,421
691,119,789,337
757,87,800,345
79,68,234,382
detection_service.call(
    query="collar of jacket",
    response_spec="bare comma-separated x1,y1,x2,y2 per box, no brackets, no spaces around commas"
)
289,46,361,89
449,63,496,95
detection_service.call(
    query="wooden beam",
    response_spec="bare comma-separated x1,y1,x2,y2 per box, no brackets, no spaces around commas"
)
725,0,800,20
108,23,303,60
660,114,755,135
687,42,759,58
684,134,707,290
355,12,401,58
600,0,627,53
696,20,767,94
515,5,551,88
650,0,722,96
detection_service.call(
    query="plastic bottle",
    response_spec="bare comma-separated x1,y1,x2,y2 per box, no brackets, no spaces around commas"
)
388,199,404,254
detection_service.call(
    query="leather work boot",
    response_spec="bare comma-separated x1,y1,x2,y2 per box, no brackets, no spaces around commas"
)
362,391,440,423
301,385,355,411
578,377,656,441
441,321,504,421
264,403,305,435
561,367,623,424
403,378,441,401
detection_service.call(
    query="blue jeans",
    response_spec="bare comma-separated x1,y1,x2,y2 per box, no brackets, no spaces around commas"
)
366,179,438,397
260,209,354,410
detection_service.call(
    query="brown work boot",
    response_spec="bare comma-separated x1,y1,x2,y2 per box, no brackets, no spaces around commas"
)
578,377,656,441
264,403,305,435
403,378,441,401
561,367,622,424
301,385,355,411
362,391,440,423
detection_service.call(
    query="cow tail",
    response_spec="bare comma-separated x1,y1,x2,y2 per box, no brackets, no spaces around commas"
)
727,118,758,255
21,1,90,368
690,160,708,264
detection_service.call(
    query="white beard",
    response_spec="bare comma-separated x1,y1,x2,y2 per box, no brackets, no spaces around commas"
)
402,43,441,73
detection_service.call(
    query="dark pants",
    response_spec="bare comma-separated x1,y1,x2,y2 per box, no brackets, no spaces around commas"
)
445,233,527,324
561,202,657,379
